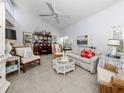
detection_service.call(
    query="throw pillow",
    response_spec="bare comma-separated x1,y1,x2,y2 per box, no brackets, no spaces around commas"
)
81,49,95,59
88,50,95,58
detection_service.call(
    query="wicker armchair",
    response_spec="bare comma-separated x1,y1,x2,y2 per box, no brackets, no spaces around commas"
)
53,43,63,58
112,77,124,93
99,76,124,93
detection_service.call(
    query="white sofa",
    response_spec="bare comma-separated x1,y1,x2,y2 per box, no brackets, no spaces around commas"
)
15,46,41,73
67,53,99,74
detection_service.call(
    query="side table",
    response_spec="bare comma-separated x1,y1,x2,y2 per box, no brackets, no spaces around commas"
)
6,56,20,75
53,57,75,75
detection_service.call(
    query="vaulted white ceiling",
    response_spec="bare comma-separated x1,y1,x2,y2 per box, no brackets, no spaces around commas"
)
13,0,122,29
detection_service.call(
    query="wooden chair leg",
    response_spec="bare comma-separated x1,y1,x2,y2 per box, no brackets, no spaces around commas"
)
35,59,40,65
23,64,26,73
38,59,41,65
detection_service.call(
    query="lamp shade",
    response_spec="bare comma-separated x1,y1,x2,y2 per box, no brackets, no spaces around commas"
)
6,29,16,40
108,39,120,46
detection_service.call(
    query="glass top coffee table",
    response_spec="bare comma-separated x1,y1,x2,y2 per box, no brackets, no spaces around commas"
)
53,57,75,75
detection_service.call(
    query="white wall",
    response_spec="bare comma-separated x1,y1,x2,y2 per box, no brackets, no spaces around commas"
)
61,1,124,53
14,6,60,45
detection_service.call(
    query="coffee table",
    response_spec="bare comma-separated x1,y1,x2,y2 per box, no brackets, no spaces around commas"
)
53,57,75,75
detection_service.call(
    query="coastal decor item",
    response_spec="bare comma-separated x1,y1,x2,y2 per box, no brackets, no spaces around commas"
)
23,32,33,45
77,35,88,45
112,26,123,39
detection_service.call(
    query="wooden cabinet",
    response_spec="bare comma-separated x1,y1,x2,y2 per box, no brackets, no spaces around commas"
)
33,31,52,55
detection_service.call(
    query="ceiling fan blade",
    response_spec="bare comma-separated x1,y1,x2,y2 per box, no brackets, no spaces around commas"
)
39,14,51,16
45,2,55,12
58,15,70,18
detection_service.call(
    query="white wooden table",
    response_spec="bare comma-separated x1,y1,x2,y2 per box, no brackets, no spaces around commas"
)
53,57,75,75
6,56,20,75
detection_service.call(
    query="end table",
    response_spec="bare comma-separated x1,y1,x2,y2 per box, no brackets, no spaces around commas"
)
6,56,20,75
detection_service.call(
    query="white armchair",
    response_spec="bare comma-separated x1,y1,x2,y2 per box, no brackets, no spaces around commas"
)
97,67,116,82
15,46,40,73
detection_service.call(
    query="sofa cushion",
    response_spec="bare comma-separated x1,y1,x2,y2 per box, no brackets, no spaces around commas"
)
97,67,116,82
67,53,90,64
24,47,34,58
16,48,25,57
21,56,40,64
15,47,34,58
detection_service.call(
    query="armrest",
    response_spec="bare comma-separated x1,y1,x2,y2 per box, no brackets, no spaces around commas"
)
90,56,99,62
14,54,23,58
90,56,99,73
90,56,99,65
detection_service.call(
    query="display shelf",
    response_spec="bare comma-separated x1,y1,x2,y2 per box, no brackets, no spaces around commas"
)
33,31,52,55
6,64,19,74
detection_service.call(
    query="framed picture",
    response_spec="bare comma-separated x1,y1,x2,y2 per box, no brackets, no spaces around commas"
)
23,32,33,45
77,35,88,45
0,2,5,56
112,26,123,39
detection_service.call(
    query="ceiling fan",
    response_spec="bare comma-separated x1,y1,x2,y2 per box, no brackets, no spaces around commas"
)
39,0,70,24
